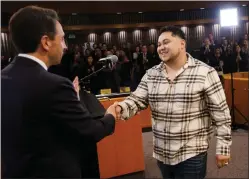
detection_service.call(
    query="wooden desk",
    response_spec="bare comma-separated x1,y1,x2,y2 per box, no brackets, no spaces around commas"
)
99,97,152,129
97,98,145,178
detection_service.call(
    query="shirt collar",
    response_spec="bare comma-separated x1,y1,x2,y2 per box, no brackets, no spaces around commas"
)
18,53,48,71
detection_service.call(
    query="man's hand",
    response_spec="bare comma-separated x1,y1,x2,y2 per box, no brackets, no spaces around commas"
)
106,102,119,120
73,76,80,99
216,154,231,168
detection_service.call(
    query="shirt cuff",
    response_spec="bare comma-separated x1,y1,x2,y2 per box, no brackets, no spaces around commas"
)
216,144,231,156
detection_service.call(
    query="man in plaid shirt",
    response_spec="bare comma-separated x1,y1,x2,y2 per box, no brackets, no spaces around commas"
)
115,26,231,179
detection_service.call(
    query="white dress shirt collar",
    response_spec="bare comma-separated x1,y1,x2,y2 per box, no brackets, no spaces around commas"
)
18,53,48,71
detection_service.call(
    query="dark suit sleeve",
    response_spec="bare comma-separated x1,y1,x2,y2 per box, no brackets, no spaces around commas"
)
49,78,115,142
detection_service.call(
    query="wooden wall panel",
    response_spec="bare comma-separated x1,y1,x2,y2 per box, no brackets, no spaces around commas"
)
1,32,12,57
2,21,248,58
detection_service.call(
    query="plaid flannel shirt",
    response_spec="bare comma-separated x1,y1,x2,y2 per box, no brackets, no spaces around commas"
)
118,53,232,165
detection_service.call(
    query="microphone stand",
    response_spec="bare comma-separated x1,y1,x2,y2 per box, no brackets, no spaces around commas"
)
230,68,248,131
79,59,113,85
79,65,107,85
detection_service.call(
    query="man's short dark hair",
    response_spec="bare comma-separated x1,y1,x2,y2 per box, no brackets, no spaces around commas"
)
9,6,59,53
159,26,186,40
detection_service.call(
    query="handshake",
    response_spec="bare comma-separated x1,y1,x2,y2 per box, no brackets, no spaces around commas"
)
72,76,123,120
106,102,123,121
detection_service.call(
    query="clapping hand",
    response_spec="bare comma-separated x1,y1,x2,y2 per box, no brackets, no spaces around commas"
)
73,76,80,99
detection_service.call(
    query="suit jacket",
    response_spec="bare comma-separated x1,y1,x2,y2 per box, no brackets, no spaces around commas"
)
199,45,215,65
48,52,75,81
222,53,237,74
1,56,115,178
137,53,150,78
147,52,161,69
238,52,249,72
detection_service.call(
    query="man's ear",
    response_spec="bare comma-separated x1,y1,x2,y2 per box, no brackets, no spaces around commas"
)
181,39,186,50
40,35,52,51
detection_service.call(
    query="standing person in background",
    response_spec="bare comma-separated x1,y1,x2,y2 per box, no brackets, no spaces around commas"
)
137,45,149,80
200,37,215,65
131,46,141,91
147,43,161,68
234,44,248,72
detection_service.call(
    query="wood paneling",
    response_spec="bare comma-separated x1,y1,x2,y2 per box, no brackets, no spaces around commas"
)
132,30,142,44
63,19,216,31
117,31,127,45
63,16,248,31
103,32,112,44
148,29,158,44
1,32,12,57
88,33,98,43
63,20,247,51
2,1,248,14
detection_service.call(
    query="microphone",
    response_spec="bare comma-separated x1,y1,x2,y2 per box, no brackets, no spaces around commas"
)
79,55,119,83
98,55,118,64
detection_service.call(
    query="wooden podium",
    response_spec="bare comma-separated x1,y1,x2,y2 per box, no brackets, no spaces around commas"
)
223,72,248,126
97,98,146,179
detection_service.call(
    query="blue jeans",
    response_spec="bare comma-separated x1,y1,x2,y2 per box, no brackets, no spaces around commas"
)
157,152,207,179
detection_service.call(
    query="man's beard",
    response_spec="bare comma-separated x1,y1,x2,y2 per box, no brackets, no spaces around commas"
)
163,49,181,64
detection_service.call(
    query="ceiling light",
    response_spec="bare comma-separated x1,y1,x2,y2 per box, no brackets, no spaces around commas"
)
117,12,122,15
200,8,205,10
138,12,143,14
242,4,247,7
180,9,184,11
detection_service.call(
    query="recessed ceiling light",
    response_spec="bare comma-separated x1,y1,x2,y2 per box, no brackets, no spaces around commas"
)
200,8,205,10
242,4,247,6
138,12,143,14
180,9,184,11
117,12,122,15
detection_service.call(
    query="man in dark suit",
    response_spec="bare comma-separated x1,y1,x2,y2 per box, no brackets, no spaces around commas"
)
1,6,117,178
147,43,161,68
137,45,149,80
